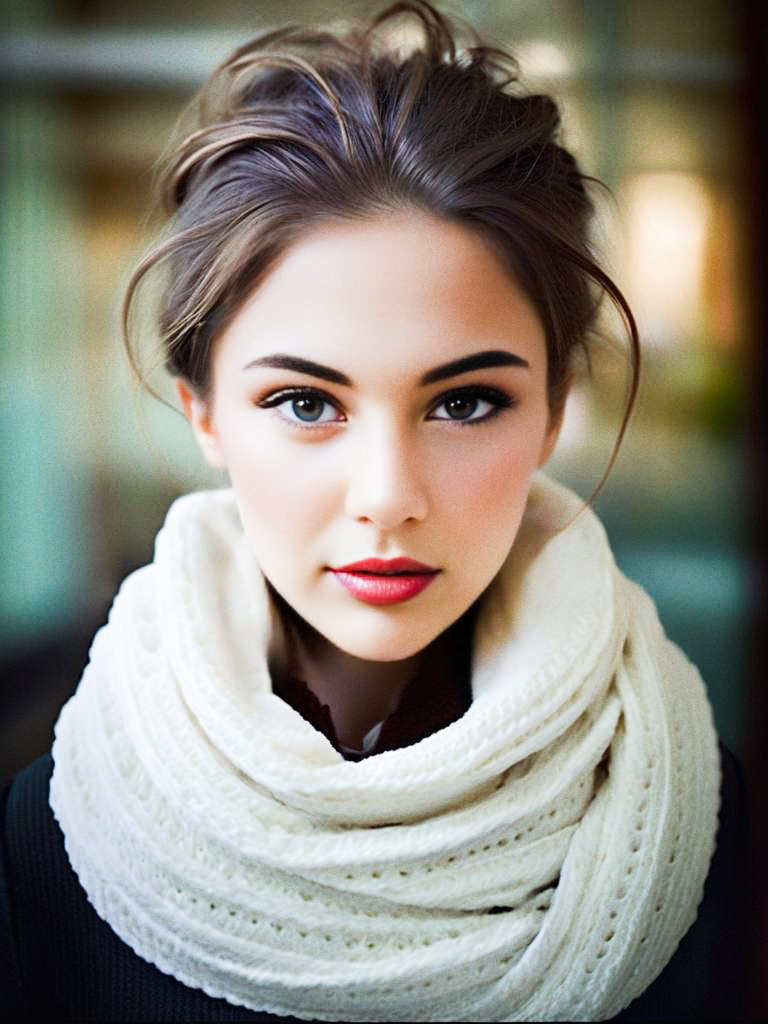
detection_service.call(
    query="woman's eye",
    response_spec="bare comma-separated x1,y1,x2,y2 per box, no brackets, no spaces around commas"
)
284,395,338,423
429,389,511,424
258,389,343,426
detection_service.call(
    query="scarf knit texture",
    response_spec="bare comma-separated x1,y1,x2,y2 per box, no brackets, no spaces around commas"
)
49,475,720,1022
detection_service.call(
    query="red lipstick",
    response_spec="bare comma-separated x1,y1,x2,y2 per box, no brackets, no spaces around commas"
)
330,558,440,606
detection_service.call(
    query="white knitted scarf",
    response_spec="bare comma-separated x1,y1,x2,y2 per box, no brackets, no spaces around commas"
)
50,475,720,1022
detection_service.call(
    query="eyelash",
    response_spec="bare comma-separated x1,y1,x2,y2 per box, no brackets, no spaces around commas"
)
256,385,516,430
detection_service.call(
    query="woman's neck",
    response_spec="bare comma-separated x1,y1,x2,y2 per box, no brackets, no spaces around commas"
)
267,591,427,749
292,634,426,749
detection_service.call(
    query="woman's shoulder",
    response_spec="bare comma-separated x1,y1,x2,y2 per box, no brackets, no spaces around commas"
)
0,754,288,1021
1,754,53,1017
3,754,65,921
613,740,749,1021
3,752,56,848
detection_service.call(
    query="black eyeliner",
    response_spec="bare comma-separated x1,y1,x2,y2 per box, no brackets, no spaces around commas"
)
433,384,515,406
429,385,516,425
256,385,337,409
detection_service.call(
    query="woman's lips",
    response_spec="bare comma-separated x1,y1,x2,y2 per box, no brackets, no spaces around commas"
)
329,558,440,606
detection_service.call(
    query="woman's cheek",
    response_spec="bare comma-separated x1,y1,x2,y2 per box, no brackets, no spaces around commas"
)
435,434,540,522
225,429,340,547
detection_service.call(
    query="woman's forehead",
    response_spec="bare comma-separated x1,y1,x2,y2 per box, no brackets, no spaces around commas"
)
211,214,548,381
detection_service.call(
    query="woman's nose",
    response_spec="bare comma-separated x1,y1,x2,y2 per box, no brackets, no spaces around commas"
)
343,422,429,530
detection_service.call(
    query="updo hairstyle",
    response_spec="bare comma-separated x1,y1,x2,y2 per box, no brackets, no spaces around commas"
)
124,0,639,479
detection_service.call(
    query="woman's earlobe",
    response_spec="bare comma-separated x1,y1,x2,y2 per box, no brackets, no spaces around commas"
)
176,379,226,468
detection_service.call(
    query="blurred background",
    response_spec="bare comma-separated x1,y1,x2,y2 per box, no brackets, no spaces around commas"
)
1,0,765,1007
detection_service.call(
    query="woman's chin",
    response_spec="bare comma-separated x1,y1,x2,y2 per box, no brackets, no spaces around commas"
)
316,627,437,665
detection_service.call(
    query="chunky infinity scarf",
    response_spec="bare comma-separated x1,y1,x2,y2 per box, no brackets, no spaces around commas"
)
50,476,719,1022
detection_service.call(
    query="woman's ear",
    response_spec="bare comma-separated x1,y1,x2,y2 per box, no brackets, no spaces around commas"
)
538,377,572,468
176,379,226,469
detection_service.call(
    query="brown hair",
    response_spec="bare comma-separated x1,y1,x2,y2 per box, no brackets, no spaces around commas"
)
124,0,639,483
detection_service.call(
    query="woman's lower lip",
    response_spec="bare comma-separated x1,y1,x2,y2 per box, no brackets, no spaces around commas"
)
330,571,439,605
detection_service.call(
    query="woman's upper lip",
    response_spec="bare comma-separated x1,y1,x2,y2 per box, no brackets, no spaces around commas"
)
332,557,439,574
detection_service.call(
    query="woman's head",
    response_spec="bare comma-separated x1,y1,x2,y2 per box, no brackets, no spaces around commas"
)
124,0,639,662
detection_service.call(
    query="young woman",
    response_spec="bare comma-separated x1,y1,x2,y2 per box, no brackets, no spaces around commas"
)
1,2,745,1020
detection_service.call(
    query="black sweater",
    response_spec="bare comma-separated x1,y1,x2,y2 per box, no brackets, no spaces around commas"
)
0,746,747,1022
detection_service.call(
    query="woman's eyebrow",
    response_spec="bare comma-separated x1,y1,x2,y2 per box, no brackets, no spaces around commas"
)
243,349,529,387
243,355,351,385
420,350,530,385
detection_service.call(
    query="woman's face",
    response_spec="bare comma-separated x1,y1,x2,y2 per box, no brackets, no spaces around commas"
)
179,213,564,662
